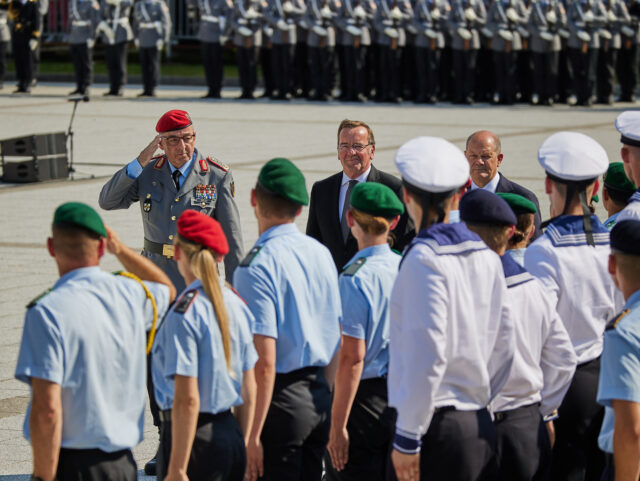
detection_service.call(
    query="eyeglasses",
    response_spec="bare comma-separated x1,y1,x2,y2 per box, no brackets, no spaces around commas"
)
338,143,372,152
161,134,195,146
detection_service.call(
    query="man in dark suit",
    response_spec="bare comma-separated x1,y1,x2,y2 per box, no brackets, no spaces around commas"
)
465,130,542,241
306,119,414,270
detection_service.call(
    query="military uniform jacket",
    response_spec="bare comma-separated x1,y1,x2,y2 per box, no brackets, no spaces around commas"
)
306,0,338,46
133,0,171,47
567,0,607,48
374,0,411,46
489,255,576,415
448,0,486,48
528,0,566,51
412,0,450,48
0,0,11,42
98,150,244,289
602,0,631,48
188,0,233,42
231,0,263,46
8,0,41,38
99,0,133,44
336,0,375,45
264,0,304,44
68,0,100,44
486,0,527,50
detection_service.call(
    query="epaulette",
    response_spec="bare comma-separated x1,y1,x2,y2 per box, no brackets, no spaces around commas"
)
207,156,229,172
26,288,52,308
342,257,366,276
606,309,630,331
153,155,166,169
174,289,198,314
240,246,262,267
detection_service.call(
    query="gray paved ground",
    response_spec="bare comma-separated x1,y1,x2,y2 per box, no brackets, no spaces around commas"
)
0,81,630,477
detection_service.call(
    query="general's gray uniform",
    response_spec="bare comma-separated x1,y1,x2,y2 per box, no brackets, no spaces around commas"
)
99,0,133,95
133,0,171,96
68,0,100,95
98,151,244,291
0,0,11,88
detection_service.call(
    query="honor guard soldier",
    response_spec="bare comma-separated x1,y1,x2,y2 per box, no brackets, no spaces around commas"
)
264,0,305,99
133,0,171,97
306,0,337,101
373,0,410,102
234,158,342,481
528,0,566,106
14,202,174,481
596,0,629,104
602,162,636,229
336,0,373,101
460,189,577,481
291,0,309,98
498,192,538,266
597,220,640,481
524,131,623,481
325,182,403,481
0,0,9,89
614,111,640,222
231,0,263,99
388,137,515,481
448,0,485,104
616,0,639,101
8,0,41,93
99,109,244,291
97,0,133,97
68,0,100,97
187,0,233,98
152,210,257,481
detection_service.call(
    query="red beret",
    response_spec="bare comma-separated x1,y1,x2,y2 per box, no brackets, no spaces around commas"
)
177,210,229,255
156,110,192,133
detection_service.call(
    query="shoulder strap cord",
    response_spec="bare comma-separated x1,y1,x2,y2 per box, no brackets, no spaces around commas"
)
117,271,158,354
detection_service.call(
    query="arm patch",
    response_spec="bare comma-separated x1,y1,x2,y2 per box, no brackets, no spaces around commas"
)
174,290,198,314
342,257,366,276
240,246,262,267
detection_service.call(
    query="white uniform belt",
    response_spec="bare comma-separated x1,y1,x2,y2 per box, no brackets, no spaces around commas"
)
72,20,91,26
139,22,157,28
116,17,130,25
202,15,219,22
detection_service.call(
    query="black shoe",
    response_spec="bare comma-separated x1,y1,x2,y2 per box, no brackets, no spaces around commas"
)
202,91,221,99
259,91,272,98
144,455,157,476
137,91,155,98
13,87,30,94
276,92,292,100
69,89,82,95
104,90,123,97
237,91,254,100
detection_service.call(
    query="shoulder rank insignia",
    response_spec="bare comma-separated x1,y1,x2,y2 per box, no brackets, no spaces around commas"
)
26,288,52,308
153,155,166,169
606,309,630,331
174,289,198,314
199,158,209,172
207,157,230,172
240,246,262,267
225,281,248,305
342,257,366,276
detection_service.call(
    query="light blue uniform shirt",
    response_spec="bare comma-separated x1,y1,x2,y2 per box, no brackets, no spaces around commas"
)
597,290,640,454
233,223,342,374
340,244,400,380
506,247,526,267
14,266,170,452
604,212,620,230
152,279,258,413
126,152,195,188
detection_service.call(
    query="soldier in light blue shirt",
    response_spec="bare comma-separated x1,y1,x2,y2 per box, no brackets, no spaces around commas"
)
325,182,402,481
152,210,257,481
14,202,175,481
597,220,640,481
234,157,341,481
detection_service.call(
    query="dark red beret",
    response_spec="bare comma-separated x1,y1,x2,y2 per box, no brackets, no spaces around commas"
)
177,210,229,255
156,110,193,133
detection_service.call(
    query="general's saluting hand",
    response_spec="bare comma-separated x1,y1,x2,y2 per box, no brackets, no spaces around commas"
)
138,135,163,168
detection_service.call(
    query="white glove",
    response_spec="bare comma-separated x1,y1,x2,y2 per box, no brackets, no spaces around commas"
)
246,6,260,18
465,6,477,21
546,9,557,23
390,5,403,19
156,39,164,49
134,38,140,48
238,17,248,24
87,38,95,48
607,9,616,21
584,10,594,22
282,0,294,13
506,7,519,22
106,0,120,5
430,7,440,20
321,5,333,18
354,5,366,18
29,38,38,51
277,18,289,29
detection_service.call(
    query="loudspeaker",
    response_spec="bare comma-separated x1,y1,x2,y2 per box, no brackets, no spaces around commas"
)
1,132,69,183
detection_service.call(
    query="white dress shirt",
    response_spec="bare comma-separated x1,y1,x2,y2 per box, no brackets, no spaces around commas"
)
470,172,501,193
338,166,372,220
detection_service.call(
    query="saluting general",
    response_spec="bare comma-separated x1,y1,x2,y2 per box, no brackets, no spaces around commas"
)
99,109,243,291
14,202,174,481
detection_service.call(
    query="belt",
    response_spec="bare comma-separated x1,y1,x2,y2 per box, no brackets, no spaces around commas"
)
493,402,540,422
139,22,157,28
116,17,130,25
201,15,219,23
160,409,231,423
72,20,90,26
144,238,175,258
433,405,456,414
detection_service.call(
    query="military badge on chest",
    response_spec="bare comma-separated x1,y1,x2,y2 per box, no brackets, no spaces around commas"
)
192,184,217,208
143,193,152,212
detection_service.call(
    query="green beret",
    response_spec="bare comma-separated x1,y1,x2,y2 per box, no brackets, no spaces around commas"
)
258,158,309,206
604,162,636,193
496,193,537,215
350,182,405,217
53,202,107,237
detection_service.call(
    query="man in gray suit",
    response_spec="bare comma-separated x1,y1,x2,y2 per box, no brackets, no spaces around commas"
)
68,0,100,96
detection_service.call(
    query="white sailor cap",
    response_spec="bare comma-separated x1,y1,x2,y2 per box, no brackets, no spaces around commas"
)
615,111,640,147
538,131,609,182
394,137,469,193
